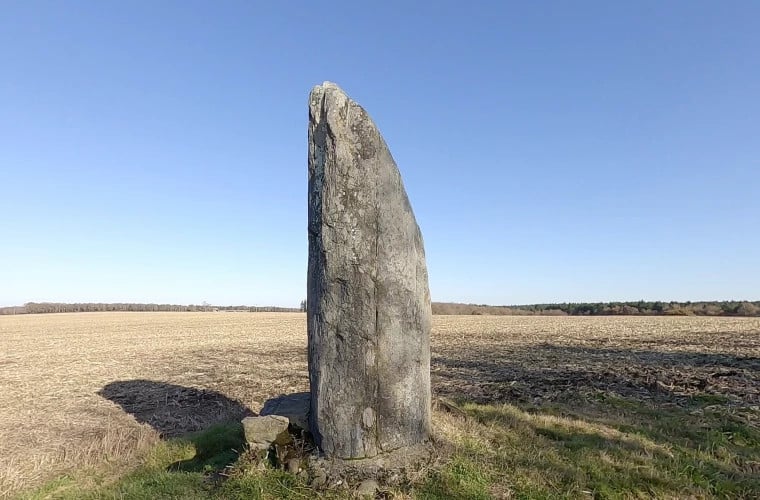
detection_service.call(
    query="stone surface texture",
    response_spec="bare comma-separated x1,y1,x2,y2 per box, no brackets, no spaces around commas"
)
307,81,432,459
241,415,291,450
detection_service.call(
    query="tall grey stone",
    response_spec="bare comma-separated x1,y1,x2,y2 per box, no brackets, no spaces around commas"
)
307,82,431,459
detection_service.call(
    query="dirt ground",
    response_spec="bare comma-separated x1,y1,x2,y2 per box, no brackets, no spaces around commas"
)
0,313,758,497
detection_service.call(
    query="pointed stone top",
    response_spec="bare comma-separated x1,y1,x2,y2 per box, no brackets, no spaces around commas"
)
310,81,345,101
309,82,358,128
313,80,341,91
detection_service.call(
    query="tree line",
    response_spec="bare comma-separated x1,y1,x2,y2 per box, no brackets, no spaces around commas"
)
432,300,760,317
0,302,300,315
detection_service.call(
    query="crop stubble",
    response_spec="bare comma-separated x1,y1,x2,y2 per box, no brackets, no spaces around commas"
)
0,312,758,497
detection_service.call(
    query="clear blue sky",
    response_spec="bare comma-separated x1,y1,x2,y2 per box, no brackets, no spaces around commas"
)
1,1,758,307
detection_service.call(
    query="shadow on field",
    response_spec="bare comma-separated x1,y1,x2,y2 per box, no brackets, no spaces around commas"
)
98,380,255,437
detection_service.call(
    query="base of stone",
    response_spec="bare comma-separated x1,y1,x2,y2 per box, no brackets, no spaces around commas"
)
258,392,437,490
307,442,435,486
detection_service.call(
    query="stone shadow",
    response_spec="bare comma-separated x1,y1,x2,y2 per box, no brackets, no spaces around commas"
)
98,379,255,437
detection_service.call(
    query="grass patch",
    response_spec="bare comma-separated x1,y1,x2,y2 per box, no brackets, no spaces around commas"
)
434,397,760,499
25,424,239,500
26,422,333,500
168,422,245,473
417,456,492,499
28,398,760,499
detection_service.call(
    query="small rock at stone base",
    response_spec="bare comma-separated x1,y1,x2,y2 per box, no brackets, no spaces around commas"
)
242,415,291,449
309,469,327,488
356,479,379,497
286,458,301,474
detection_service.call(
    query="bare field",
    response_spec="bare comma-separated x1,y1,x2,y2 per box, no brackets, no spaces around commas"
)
1,313,759,498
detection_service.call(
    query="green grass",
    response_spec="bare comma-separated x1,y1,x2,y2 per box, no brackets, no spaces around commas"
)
168,422,245,473
27,396,760,499
24,422,320,500
433,395,760,499
417,455,493,500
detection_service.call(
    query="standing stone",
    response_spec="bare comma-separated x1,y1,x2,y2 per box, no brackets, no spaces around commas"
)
307,82,432,459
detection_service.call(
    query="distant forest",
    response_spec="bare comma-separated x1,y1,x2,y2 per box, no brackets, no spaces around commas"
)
432,300,760,317
0,300,759,316
0,303,300,315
